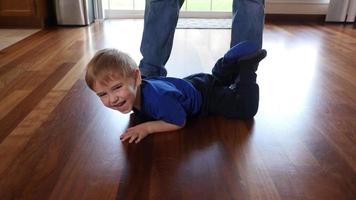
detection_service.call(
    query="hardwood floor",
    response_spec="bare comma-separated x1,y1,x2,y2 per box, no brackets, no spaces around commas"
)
0,20,355,200
0,29,39,51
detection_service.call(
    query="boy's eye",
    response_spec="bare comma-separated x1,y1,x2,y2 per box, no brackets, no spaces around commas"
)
97,93,106,97
113,85,122,90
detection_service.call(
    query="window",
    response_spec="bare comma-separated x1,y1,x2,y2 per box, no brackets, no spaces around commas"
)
105,0,232,12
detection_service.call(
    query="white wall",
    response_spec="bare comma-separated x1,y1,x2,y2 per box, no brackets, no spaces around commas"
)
267,0,329,2
266,0,330,14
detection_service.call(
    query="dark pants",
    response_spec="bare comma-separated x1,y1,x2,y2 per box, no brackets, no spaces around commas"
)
184,59,259,119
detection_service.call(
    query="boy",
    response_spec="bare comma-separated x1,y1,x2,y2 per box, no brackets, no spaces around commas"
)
85,41,267,144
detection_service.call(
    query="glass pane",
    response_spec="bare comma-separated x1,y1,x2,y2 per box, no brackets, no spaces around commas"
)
102,0,109,9
106,0,234,12
109,0,133,10
181,1,187,11
134,0,145,10
186,0,210,12
212,0,232,12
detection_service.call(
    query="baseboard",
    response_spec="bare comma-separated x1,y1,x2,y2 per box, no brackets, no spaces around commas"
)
265,14,326,23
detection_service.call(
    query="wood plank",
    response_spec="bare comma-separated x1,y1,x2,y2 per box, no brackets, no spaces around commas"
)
0,90,31,120
0,80,126,199
0,62,75,142
0,91,66,176
53,54,92,91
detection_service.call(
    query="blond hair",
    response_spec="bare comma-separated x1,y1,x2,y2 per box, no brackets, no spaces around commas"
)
85,48,138,90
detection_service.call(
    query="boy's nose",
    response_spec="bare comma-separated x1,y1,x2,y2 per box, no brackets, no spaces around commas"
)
109,94,119,104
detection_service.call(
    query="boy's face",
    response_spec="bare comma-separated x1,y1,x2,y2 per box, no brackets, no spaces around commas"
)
92,70,141,114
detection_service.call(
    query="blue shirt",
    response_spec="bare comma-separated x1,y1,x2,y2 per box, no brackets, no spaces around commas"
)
135,77,202,126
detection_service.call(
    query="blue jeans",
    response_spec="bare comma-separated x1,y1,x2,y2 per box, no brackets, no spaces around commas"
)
139,0,265,77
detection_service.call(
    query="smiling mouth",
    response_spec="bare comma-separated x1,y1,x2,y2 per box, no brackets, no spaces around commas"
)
113,100,126,108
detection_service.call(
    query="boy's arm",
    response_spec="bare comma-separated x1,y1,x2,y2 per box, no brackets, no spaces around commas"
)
120,120,184,143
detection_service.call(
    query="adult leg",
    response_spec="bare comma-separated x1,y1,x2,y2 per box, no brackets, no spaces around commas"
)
231,0,265,49
139,0,184,77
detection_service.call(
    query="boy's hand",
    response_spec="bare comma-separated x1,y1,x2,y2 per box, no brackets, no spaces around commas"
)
120,120,183,144
120,125,149,144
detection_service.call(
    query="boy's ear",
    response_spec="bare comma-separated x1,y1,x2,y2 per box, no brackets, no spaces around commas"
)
134,68,142,86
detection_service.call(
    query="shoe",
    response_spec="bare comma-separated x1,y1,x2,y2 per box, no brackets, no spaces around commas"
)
212,41,260,82
229,49,267,88
239,49,267,72
223,41,259,64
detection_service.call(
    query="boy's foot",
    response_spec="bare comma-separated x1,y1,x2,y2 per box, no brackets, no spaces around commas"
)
239,49,267,72
229,49,267,89
223,41,259,64
212,41,260,83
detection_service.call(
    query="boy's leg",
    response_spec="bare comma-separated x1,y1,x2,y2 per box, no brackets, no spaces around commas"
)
184,73,222,89
211,41,260,86
238,49,267,84
139,0,184,77
204,84,260,119
183,73,259,118
231,0,265,49
206,49,267,118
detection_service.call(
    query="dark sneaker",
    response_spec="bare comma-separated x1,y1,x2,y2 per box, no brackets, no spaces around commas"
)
229,49,267,88
212,41,260,85
223,41,259,64
239,49,267,72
